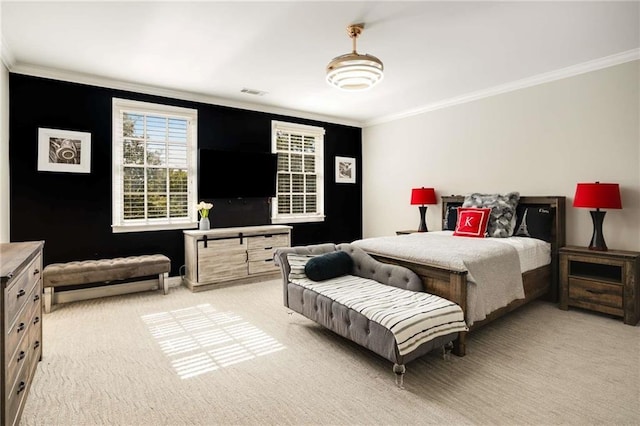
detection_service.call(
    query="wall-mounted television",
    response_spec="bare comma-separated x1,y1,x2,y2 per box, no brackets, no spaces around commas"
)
198,148,277,199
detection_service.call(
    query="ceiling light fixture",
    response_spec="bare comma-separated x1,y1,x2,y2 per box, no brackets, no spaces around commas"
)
326,23,384,91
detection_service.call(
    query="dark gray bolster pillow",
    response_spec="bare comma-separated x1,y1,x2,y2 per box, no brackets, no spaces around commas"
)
305,251,353,281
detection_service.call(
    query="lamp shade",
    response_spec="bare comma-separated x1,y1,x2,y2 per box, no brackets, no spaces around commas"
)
573,183,622,209
410,187,437,205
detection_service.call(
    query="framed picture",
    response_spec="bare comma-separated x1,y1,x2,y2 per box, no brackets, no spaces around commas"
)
37,128,91,173
335,156,356,184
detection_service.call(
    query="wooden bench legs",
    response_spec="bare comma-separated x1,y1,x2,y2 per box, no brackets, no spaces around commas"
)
43,272,169,313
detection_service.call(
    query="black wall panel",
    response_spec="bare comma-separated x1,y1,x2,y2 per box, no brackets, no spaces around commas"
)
9,74,362,275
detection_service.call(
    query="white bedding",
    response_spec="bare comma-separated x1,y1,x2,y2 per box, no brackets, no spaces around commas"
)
433,231,551,272
352,232,551,326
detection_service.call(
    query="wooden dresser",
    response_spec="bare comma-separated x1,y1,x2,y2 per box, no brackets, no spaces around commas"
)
1,241,44,426
183,225,291,291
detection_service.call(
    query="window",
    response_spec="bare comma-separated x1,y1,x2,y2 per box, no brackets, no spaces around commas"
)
271,121,325,223
112,98,197,233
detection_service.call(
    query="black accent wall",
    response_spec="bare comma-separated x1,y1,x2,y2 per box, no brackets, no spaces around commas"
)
9,74,362,275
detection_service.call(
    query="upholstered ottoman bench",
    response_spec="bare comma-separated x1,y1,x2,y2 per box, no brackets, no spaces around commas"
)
275,243,468,387
42,254,170,312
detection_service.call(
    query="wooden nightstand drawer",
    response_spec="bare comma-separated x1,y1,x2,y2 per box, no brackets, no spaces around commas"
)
568,278,622,309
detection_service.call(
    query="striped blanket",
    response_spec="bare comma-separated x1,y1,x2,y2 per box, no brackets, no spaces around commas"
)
290,274,468,356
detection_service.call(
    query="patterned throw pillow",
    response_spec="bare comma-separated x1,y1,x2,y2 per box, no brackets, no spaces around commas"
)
443,202,463,231
514,206,554,242
453,207,491,238
286,253,316,281
462,192,520,238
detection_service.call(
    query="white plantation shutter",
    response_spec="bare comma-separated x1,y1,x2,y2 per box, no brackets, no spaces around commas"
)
112,98,198,233
272,121,325,223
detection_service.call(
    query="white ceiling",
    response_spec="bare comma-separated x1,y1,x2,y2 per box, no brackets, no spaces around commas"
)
2,1,639,127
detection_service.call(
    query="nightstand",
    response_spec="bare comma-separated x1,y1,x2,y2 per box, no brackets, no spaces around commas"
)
559,246,640,325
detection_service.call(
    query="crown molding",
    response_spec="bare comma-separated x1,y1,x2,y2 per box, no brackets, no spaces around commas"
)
364,48,640,127
6,48,639,130
8,62,364,128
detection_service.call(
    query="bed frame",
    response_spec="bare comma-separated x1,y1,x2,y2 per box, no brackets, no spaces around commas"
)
368,195,566,356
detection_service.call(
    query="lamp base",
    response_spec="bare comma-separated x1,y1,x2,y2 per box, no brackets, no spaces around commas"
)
417,206,428,232
588,210,608,251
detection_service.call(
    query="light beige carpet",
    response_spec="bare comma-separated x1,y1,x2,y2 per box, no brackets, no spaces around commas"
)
20,279,640,425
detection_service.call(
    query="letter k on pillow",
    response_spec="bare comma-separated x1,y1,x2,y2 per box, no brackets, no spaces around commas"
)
453,207,491,238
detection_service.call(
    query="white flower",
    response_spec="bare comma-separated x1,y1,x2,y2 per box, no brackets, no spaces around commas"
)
197,201,214,218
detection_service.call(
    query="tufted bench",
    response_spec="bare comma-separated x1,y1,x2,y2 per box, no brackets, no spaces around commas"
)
42,254,171,312
274,243,468,388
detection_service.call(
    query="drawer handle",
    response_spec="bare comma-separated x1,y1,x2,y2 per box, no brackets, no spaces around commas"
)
264,246,273,250
17,351,26,362
264,259,274,263
33,268,40,275
33,294,40,302
17,289,26,298
586,289,604,295
16,323,25,333
16,381,26,395
33,340,40,350
33,316,40,325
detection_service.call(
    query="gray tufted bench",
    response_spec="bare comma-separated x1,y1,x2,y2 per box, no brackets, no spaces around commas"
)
42,254,171,312
274,243,467,387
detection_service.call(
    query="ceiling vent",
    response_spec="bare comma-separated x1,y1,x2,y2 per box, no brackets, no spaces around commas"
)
241,88,268,96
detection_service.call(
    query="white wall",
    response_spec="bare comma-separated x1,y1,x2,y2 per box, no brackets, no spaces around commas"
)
363,60,640,251
0,60,8,243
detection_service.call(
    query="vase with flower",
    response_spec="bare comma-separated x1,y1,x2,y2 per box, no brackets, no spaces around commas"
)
197,201,213,230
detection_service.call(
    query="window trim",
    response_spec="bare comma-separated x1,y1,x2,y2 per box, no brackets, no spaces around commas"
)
271,120,325,224
112,98,198,233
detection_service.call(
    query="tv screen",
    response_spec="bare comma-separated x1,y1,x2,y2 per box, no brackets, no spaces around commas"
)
198,149,277,198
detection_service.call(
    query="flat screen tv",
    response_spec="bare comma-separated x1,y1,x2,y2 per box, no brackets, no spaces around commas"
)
198,148,277,198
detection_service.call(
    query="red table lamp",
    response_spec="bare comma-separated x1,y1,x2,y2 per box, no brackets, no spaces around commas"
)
410,187,437,232
573,182,622,251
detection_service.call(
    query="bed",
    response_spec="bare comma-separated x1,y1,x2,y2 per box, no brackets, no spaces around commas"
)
352,195,566,356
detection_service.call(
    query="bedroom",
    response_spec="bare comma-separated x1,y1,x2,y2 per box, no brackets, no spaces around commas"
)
1,1,639,425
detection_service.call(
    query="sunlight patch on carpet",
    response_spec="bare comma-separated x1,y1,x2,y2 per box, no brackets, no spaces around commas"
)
142,303,285,379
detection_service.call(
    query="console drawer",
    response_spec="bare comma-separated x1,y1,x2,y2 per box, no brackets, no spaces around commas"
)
247,234,289,251
248,259,279,275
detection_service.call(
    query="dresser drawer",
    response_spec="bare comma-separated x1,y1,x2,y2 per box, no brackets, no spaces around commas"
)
6,308,32,361
5,327,31,397
247,234,289,251
569,278,623,309
6,254,41,328
28,318,42,374
5,361,31,426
